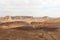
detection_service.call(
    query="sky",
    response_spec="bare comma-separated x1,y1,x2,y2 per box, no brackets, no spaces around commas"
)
0,0,60,17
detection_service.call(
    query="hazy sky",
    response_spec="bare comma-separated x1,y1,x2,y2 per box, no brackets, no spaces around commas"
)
0,0,60,17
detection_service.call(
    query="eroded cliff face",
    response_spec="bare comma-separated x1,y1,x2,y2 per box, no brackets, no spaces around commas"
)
0,16,46,23
0,16,60,23
0,16,60,29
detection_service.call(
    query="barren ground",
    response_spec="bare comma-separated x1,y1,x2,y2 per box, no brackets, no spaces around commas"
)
0,27,60,40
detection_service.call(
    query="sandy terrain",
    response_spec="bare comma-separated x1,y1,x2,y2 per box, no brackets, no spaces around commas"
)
0,16,60,40
0,28,60,40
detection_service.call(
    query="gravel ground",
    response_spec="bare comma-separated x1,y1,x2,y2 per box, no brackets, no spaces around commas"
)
0,28,60,40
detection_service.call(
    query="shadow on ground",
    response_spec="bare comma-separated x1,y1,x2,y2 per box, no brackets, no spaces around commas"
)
11,26,59,32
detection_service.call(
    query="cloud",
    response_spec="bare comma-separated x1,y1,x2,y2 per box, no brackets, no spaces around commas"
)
0,0,60,17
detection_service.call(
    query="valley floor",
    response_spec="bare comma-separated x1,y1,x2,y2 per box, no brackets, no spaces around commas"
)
0,28,60,40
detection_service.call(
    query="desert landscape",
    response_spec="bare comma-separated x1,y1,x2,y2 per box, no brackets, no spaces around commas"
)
0,16,60,40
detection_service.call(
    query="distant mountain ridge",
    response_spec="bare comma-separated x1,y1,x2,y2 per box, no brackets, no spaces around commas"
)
0,16,60,23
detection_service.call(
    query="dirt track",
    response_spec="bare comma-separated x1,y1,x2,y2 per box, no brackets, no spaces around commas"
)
0,28,60,40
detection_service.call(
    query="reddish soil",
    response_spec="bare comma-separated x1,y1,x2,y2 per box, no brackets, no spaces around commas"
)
0,28,60,40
